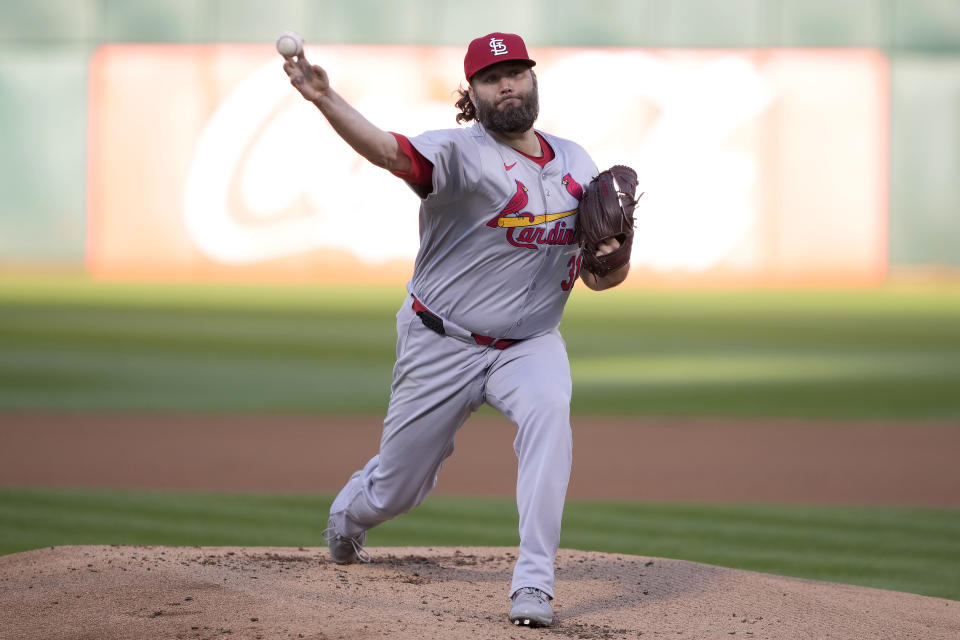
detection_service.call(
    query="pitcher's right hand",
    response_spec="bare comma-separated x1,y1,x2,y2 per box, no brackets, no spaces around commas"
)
283,53,330,104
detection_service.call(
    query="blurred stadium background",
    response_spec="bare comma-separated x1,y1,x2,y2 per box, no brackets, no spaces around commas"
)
1,0,959,600
0,0,958,281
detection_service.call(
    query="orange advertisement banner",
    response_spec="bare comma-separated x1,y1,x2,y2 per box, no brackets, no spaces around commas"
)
87,45,888,286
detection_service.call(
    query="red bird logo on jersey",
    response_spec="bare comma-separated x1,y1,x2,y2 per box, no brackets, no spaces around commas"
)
562,173,583,200
487,180,532,227
486,177,580,250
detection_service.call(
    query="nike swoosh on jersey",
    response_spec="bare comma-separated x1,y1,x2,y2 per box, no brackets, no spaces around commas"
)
504,162,517,170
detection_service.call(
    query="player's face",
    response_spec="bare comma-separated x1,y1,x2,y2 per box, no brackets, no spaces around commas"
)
470,62,539,135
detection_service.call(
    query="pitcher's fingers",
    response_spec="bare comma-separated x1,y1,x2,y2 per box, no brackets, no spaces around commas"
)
296,53,312,72
282,59,296,75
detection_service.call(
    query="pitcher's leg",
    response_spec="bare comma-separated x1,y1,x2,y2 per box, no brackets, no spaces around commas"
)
330,402,467,537
330,305,489,538
484,331,573,599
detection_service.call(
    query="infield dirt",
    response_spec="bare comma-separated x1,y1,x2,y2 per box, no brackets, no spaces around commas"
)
1,545,958,640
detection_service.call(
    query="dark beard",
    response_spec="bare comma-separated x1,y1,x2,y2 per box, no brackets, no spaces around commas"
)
474,78,539,135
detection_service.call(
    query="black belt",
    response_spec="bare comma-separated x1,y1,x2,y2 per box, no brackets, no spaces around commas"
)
411,296,519,350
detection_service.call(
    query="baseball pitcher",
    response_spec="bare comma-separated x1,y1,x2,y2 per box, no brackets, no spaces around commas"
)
282,32,638,628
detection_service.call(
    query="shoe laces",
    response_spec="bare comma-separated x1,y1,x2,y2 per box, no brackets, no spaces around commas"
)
321,526,372,563
514,587,549,603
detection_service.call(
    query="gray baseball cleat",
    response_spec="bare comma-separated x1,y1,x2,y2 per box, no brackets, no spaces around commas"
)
509,587,554,627
322,517,371,565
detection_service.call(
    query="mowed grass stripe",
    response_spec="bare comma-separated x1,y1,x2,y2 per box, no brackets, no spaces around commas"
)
573,351,960,384
0,341,391,412
0,489,325,548
0,488,957,600
0,305,395,359
2,281,960,418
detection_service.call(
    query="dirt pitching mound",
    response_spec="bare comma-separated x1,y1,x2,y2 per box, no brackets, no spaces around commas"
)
1,546,956,640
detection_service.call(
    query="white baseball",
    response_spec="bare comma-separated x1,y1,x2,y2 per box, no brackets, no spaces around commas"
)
276,30,303,58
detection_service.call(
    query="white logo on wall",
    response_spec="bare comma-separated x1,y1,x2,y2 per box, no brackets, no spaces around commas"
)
183,49,774,272
538,52,775,273
489,38,508,56
183,54,432,266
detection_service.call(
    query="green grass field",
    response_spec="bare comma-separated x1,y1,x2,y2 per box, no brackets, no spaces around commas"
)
1,278,958,601
1,487,957,600
2,278,959,418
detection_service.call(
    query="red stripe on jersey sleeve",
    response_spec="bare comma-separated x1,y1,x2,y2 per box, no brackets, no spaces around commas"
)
389,132,434,187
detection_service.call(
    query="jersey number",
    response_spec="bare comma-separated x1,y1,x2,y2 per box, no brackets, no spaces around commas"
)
560,254,583,291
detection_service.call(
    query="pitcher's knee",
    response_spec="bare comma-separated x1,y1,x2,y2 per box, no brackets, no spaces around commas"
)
364,470,440,518
345,489,411,529
359,440,453,521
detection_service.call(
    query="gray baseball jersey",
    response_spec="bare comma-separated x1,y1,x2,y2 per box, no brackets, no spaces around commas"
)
330,121,597,601
406,122,598,339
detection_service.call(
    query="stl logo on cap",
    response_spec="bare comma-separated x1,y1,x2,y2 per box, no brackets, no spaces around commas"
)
464,32,536,80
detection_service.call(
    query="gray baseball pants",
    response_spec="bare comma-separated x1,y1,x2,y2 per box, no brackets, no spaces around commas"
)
329,296,573,598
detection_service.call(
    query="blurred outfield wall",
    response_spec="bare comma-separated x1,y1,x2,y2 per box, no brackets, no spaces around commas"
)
1,0,959,283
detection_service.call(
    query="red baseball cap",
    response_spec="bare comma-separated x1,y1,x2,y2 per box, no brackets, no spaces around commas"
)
463,32,536,81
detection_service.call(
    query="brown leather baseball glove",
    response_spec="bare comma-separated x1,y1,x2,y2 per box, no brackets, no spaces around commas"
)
577,165,641,277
